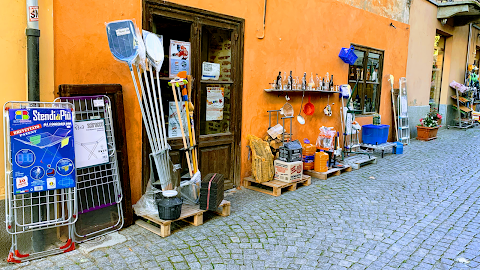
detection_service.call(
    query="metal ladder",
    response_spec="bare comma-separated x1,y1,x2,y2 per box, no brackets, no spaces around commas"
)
398,77,410,145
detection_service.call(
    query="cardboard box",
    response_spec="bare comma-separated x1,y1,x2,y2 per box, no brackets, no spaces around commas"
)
274,160,303,183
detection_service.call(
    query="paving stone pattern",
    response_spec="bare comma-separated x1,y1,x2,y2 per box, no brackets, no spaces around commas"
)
2,128,480,269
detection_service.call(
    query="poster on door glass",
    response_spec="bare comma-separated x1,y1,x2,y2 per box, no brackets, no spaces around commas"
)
73,119,109,169
168,101,188,138
169,40,190,77
8,108,75,194
206,87,224,121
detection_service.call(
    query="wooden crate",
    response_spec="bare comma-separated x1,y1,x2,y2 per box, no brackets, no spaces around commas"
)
136,200,230,237
341,155,377,170
243,175,311,196
304,165,352,180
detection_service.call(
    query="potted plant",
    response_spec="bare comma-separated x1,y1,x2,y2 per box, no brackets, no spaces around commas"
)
429,108,443,125
417,112,440,141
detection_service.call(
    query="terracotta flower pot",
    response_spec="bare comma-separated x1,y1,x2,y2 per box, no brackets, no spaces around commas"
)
416,126,439,141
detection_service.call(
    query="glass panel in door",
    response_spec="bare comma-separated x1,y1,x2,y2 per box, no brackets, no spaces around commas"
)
431,34,445,110
151,16,192,139
200,84,231,135
200,26,233,135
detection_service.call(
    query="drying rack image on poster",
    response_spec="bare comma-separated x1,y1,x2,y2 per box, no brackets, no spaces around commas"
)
14,129,72,176
80,137,104,159
74,119,109,169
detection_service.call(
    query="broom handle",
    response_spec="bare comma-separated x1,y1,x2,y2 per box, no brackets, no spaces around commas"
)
143,67,161,151
171,82,193,176
187,75,198,172
156,71,168,147
148,66,164,149
130,65,155,152
185,99,197,173
136,66,159,152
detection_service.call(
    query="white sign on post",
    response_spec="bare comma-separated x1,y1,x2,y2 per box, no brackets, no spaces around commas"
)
29,6,39,22
73,119,109,169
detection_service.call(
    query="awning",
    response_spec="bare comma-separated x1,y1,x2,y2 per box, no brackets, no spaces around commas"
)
437,1,480,26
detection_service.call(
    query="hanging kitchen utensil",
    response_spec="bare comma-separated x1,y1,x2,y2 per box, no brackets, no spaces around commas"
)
303,95,314,115
324,95,332,116
297,87,306,124
280,94,294,117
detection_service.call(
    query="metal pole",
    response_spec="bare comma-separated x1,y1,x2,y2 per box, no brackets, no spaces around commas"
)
26,0,40,101
26,0,43,252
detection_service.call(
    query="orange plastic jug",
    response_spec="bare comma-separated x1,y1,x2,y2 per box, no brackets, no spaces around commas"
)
301,139,316,171
314,150,329,172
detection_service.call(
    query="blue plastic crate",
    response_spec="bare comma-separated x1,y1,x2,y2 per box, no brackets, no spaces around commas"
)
339,46,358,65
362,124,389,145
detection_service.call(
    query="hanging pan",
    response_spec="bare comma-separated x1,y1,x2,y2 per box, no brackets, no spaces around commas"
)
303,96,314,115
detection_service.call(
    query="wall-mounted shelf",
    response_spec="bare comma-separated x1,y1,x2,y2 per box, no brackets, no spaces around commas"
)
264,89,340,93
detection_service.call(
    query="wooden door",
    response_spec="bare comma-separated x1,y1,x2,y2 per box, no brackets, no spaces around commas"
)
143,1,244,190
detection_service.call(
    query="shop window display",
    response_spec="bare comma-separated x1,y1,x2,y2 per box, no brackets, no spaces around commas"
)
348,45,384,114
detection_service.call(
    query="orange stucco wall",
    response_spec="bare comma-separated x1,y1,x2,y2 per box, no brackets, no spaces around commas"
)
53,0,409,204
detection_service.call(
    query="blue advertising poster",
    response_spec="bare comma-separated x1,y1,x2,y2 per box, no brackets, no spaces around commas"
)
9,108,75,194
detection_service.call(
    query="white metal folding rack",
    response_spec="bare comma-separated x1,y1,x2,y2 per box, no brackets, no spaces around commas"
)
4,101,77,263
398,77,410,145
55,96,124,243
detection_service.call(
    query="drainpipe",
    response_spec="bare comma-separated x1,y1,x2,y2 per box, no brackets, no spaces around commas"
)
26,0,40,101
26,0,44,252
465,23,472,85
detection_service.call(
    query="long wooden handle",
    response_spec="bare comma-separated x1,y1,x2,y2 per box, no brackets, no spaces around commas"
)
171,83,193,176
186,75,198,172
187,75,193,100
185,99,197,173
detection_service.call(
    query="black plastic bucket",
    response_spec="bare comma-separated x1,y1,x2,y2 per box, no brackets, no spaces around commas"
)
156,193,182,220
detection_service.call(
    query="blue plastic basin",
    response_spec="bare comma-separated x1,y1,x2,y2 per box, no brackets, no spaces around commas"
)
362,124,389,145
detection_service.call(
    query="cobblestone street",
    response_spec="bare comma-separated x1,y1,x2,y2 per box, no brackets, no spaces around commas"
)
3,128,480,270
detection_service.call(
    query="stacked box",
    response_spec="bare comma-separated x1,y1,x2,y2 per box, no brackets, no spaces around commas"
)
278,140,302,162
200,173,224,210
274,160,303,183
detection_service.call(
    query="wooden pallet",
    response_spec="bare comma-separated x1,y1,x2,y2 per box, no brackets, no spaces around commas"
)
243,175,311,196
136,200,230,237
304,165,352,180
341,155,377,170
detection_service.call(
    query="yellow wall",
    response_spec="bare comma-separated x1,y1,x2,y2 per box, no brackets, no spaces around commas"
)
0,1,54,199
406,0,472,108
440,25,469,106
406,0,437,106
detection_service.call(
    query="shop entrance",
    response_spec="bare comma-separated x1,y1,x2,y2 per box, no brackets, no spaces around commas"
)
142,1,244,190
430,33,446,110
